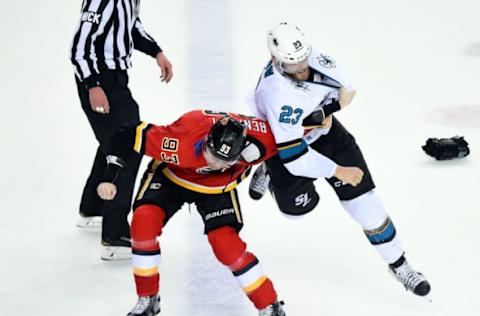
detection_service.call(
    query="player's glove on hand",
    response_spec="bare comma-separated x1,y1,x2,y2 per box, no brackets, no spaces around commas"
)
422,136,470,160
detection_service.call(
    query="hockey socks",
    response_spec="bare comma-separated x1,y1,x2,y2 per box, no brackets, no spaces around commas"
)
208,226,278,309
341,191,404,263
131,205,165,296
130,206,279,308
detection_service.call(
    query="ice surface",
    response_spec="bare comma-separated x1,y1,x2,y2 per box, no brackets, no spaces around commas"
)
0,0,479,315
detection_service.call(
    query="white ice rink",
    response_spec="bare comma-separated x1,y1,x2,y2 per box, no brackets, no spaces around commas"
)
1,0,479,315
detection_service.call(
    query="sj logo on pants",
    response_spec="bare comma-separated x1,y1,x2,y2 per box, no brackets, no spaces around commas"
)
295,193,312,207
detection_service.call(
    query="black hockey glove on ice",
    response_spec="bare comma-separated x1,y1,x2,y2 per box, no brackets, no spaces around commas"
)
422,136,470,160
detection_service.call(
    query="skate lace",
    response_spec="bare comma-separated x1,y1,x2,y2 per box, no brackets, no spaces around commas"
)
251,165,268,194
251,175,267,193
130,297,150,314
259,304,275,316
396,263,423,290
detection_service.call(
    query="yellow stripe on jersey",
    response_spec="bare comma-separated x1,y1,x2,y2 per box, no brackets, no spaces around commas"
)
243,275,268,294
230,190,242,224
133,266,159,277
162,168,239,194
303,124,327,130
134,122,149,152
277,141,302,151
136,160,162,200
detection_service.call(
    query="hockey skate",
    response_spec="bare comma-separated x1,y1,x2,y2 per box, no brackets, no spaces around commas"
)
101,236,132,261
127,295,161,316
249,163,270,200
390,260,431,297
259,301,286,316
76,212,102,229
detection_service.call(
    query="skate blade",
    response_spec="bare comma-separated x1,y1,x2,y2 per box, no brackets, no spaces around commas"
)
101,246,132,261
76,216,102,229
402,286,432,302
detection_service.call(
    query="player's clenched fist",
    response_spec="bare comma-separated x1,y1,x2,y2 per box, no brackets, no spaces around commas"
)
338,87,356,108
97,182,117,200
333,166,364,187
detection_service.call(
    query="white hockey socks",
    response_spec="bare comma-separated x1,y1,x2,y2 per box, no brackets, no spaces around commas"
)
341,191,404,264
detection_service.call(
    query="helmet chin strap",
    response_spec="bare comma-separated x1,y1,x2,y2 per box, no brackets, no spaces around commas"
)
272,59,286,75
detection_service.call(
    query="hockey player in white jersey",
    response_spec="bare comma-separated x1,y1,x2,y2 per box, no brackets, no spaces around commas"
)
247,22,431,297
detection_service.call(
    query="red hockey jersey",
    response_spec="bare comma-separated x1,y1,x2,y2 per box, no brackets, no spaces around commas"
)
133,110,277,194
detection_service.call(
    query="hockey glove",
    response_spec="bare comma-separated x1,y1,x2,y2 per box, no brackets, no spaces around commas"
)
102,155,126,183
422,136,470,160
302,101,341,128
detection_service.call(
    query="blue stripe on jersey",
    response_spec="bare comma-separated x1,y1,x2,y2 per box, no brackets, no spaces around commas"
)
277,139,308,160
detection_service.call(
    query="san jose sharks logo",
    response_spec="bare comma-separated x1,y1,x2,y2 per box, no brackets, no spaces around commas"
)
316,54,336,68
292,80,310,91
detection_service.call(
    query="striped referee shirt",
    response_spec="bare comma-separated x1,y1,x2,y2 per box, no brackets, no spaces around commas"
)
70,0,162,85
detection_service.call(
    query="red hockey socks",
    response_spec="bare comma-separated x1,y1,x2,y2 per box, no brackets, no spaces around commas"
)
131,204,165,297
207,226,277,309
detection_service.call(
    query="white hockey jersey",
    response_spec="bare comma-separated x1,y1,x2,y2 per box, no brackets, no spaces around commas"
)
246,48,353,179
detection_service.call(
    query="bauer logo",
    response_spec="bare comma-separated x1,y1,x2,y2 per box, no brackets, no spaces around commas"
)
81,11,102,25
205,208,235,221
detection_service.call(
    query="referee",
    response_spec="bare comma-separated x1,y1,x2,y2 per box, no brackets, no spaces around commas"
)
70,0,172,260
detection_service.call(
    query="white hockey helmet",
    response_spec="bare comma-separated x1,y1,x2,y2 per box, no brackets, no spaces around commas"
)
267,22,311,74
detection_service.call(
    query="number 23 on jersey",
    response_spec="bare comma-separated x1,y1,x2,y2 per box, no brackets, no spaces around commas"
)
279,105,303,125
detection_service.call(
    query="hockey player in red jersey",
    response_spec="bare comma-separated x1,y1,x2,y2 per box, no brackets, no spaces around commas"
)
97,110,285,316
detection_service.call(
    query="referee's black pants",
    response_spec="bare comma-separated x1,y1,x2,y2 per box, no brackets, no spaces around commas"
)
75,70,141,241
